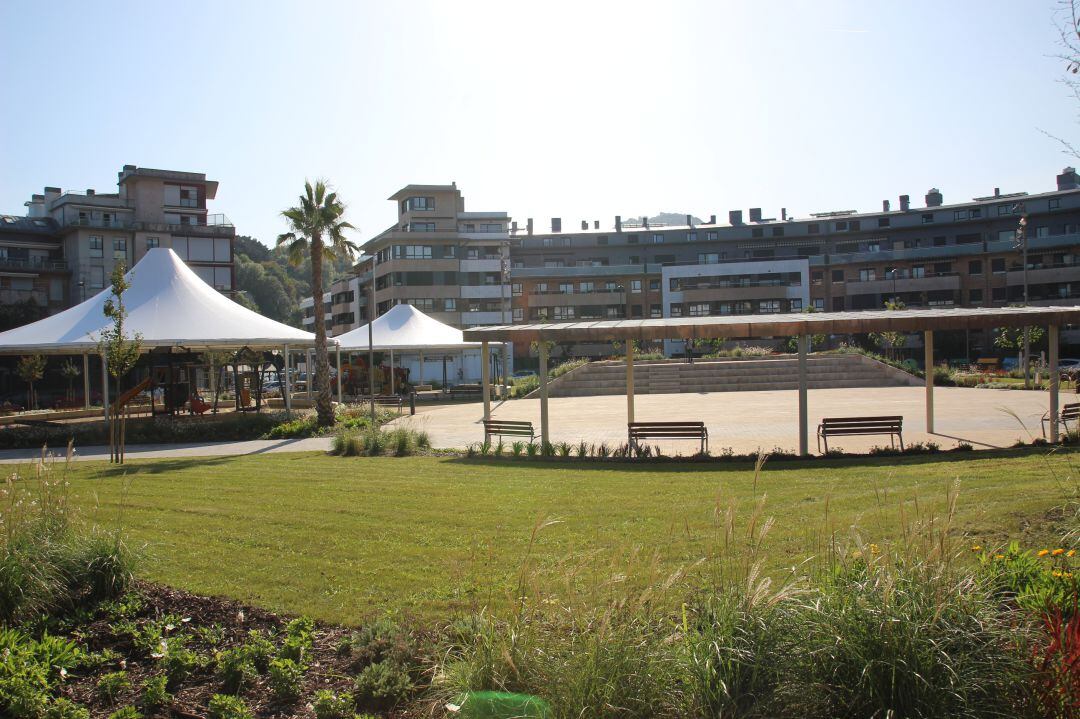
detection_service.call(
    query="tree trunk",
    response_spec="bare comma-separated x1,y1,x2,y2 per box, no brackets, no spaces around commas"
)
311,234,334,426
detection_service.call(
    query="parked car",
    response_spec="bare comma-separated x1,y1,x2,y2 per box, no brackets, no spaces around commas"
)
512,370,538,379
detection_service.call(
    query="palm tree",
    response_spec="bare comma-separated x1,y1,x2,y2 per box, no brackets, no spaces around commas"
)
277,180,357,426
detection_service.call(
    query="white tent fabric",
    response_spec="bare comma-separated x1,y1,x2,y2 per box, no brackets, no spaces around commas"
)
0,248,318,353
334,303,486,351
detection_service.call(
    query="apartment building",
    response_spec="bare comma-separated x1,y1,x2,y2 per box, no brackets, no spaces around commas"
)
0,215,69,314
509,168,1080,358
17,165,235,306
302,183,510,335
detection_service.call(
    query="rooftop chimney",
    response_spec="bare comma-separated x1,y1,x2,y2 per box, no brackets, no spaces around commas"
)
729,210,743,225
925,188,943,207
594,220,599,230
527,218,534,235
994,187,1001,197
882,199,890,212
643,216,649,229
686,214,693,227
86,189,95,196
581,220,588,230
749,207,762,222
899,195,910,211
709,214,716,224
615,215,622,232
1057,167,1080,191
551,217,561,232
43,187,61,202
511,221,518,234
781,208,787,221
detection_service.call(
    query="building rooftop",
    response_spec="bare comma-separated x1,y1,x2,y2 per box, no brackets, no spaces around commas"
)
117,165,219,198
387,184,458,201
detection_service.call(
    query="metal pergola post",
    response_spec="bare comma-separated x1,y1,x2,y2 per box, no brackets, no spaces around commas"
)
1049,324,1060,443
100,354,109,421
336,345,343,403
389,348,396,395
481,341,491,421
539,340,550,445
626,341,635,424
82,353,90,409
283,344,292,416
924,329,935,434
798,333,808,456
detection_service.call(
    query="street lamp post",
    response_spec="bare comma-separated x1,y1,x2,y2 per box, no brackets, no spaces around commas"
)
886,267,899,305
1014,203,1030,388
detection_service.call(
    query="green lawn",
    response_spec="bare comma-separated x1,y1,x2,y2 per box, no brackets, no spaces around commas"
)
55,450,1078,625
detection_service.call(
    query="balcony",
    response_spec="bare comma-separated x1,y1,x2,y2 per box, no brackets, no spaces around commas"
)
529,289,627,307
0,289,49,305
133,214,234,237
460,284,507,299
0,257,69,273
844,272,960,294
1006,263,1080,285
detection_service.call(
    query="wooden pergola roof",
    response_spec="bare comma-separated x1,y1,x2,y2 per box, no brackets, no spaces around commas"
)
462,305,1080,343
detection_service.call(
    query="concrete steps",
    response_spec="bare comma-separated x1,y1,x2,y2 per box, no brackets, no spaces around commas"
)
534,354,921,397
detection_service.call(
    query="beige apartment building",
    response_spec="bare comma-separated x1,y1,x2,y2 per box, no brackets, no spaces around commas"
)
21,165,235,304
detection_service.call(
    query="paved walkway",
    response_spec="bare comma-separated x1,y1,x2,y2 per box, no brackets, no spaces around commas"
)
386,386,1067,454
0,437,333,464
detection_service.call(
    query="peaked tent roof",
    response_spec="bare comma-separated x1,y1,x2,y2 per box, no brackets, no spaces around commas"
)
0,248,319,353
334,303,489,351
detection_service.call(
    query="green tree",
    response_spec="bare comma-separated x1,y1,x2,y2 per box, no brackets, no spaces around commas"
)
869,299,908,360
16,354,46,409
785,306,827,352
59,359,81,402
277,181,357,427
98,263,143,463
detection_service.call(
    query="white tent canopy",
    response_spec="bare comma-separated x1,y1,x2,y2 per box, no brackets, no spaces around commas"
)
0,248,319,353
334,303,489,351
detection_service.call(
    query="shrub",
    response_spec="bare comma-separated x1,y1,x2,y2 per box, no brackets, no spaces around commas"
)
353,659,414,711
207,694,253,719
268,658,305,701
0,628,83,718
215,645,256,693
162,640,202,688
107,707,141,719
96,671,131,704
243,629,275,672
510,375,539,398
511,441,525,457
278,616,315,663
140,674,171,710
44,698,90,719
340,618,416,671
312,689,355,719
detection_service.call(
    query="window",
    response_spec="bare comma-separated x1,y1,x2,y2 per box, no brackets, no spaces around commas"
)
535,282,547,293
954,210,968,221
997,204,1013,216
409,222,435,232
969,288,983,304
968,260,983,275
543,259,565,268
933,236,947,247
649,279,660,291
444,298,456,312
859,268,876,282
933,262,952,275
867,242,880,253
832,269,844,282
790,298,802,310
650,304,662,318
922,213,934,224
403,298,435,311
479,223,502,233
1050,198,1061,210
511,283,522,296
798,246,819,257
89,266,104,288
630,279,642,293
597,235,608,245
698,253,719,264
912,265,926,278
808,223,820,234
772,226,784,237
992,287,1007,301
991,258,1006,273
394,245,433,259
628,234,639,244
553,306,575,320
759,300,781,313
832,297,845,311
146,236,160,249
1036,226,1049,238
836,221,848,231
579,281,594,293
878,217,890,228
89,235,103,258
442,245,457,258
113,237,127,260
651,233,664,244
405,196,435,211
970,208,982,218
513,308,523,322
558,283,573,294
688,302,710,316
686,232,697,242
956,233,981,245
670,304,683,317
752,228,764,238
813,298,825,311
707,231,718,241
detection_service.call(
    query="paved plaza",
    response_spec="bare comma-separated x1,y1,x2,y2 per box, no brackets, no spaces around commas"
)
390,386,1070,454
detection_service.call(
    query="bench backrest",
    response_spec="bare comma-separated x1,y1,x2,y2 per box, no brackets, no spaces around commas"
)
1062,403,1080,419
484,420,534,433
820,416,903,433
629,421,706,436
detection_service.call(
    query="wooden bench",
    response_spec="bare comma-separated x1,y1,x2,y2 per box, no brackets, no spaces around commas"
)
1043,402,1080,437
974,357,1001,372
817,416,904,453
367,395,403,411
483,419,536,443
628,421,708,453
449,384,494,400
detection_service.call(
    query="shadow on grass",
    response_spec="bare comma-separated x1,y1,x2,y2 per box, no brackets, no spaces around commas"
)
85,455,239,477
440,444,1080,474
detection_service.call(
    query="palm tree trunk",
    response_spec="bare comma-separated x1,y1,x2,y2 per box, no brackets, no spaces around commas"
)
311,234,334,426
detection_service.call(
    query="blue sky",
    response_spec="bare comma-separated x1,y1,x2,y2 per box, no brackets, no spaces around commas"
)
1,0,1078,246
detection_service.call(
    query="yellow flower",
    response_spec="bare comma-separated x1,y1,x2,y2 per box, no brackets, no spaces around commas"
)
1068,550,1077,558
869,543,880,555
852,550,863,559
994,554,1005,561
1052,548,1065,556
1052,570,1063,578
971,545,983,552
1038,549,1051,557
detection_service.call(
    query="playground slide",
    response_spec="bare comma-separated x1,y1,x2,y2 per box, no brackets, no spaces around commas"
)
110,377,151,413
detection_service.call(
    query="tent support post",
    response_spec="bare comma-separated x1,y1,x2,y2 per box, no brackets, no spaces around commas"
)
798,333,809,456
924,330,935,434
101,354,109,422
336,345,342,404
501,343,509,401
539,341,550,446
626,341,635,424
389,349,395,395
1050,324,1060,443
418,350,424,388
306,350,312,400
481,341,491,421
283,345,292,417
82,353,90,409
